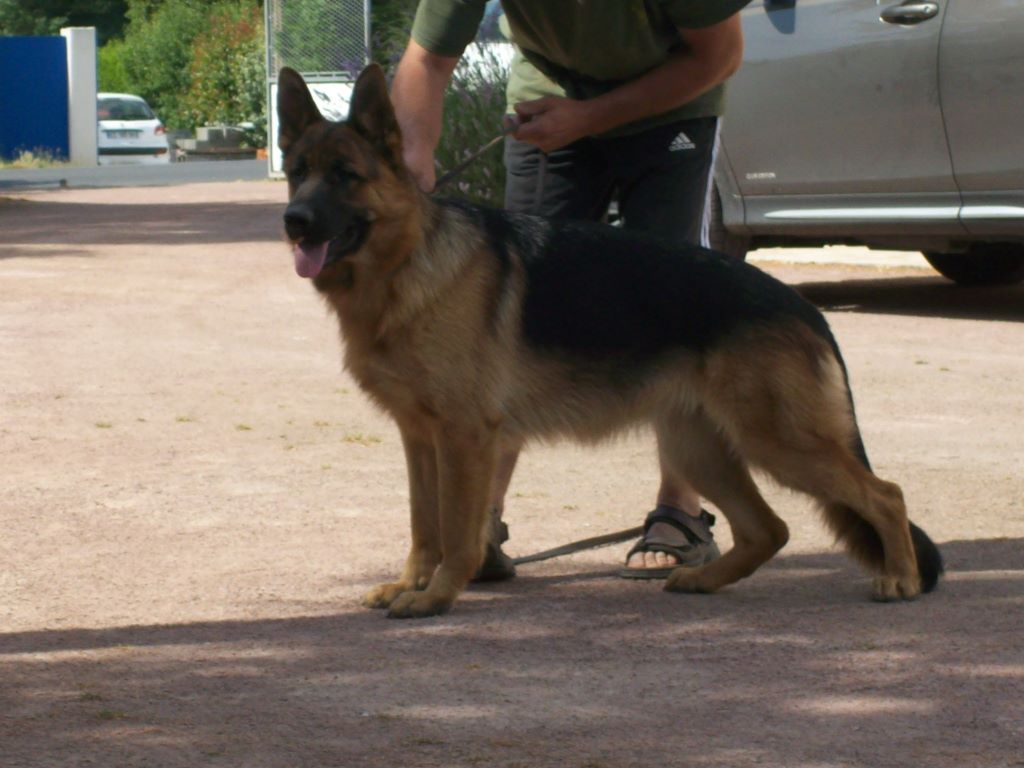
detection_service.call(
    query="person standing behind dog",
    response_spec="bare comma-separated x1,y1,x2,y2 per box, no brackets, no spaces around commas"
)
390,0,751,580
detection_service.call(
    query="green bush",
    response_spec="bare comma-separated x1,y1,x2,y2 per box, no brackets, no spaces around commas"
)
434,44,509,206
106,0,265,138
370,0,418,64
98,38,132,92
369,5,509,206
183,3,266,145
118,0,208,129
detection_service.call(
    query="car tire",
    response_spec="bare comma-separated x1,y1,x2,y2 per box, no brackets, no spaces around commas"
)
923,245,1024,286
707,184,750,261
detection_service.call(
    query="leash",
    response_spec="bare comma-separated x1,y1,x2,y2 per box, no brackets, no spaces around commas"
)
432,119,549,215
511,525,643,565
433,123,517,190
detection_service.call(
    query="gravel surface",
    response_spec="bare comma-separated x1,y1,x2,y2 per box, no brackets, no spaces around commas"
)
2,182,1022,768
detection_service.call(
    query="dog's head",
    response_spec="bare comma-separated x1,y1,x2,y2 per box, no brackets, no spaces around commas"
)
277,64,411,281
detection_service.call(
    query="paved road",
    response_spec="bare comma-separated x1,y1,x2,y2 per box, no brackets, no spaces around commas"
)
0,158,268,190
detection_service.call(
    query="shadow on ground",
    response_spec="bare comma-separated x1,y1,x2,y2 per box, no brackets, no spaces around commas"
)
1,197,283,259
795,274,1024,323
2,538,1021,768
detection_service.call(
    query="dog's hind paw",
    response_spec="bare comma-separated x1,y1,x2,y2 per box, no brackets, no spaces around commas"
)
871,575,922,602
386,590,453,619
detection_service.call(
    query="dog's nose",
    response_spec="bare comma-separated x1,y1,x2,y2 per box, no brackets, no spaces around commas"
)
283,203,313,240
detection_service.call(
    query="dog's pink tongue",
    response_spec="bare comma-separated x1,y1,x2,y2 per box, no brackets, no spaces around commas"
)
293,241,329,278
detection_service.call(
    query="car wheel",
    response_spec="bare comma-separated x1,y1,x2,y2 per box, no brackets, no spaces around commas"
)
923,245,1024,286
707,184,749,260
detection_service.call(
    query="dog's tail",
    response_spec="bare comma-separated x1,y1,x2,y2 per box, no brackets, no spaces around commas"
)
826,356,944,593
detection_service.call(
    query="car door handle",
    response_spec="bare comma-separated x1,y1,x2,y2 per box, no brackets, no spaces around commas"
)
880,2,940,25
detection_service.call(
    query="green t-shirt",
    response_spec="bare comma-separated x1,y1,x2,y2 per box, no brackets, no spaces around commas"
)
411,0,752,136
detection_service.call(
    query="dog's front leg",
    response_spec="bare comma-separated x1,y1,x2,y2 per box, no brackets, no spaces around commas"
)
363,425,442,610
386,423,496,618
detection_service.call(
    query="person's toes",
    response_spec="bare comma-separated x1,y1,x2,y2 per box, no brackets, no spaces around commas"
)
627,550,682,570
647,552,665,568
655,551,679,568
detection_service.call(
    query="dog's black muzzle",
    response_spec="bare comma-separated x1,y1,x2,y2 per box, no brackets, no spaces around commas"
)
283,201,319,243
284,200,371,271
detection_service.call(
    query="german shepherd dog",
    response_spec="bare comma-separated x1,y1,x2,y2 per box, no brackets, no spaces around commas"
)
277,65,943,618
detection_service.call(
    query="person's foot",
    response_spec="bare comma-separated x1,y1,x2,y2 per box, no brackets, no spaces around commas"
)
472,508,516,582
619,505,720,580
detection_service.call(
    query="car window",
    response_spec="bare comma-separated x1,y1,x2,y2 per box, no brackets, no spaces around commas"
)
98,97,155,121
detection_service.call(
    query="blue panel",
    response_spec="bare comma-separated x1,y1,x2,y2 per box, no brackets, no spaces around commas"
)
0,36,69,161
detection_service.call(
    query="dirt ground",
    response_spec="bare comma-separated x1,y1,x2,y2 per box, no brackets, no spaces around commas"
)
2,181,1022,768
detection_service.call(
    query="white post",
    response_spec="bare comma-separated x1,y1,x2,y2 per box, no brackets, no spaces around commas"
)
61,27,98,166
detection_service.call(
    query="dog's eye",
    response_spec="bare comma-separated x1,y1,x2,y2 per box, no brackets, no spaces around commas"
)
288,159,308,183
331,161,360,184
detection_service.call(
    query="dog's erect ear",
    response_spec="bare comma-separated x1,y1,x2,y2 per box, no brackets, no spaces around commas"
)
348,63,403,168
277,67,324,153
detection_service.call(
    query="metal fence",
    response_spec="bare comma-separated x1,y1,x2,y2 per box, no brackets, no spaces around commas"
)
265,0,370,175
265,0,370,79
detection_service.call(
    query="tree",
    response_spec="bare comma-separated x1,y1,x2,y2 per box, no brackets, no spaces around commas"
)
0,0,128,45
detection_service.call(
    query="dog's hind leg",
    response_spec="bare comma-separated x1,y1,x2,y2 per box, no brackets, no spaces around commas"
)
385,423,497,618
759,441,925,601
821,427,943,597
657,410,791,595
696,326,941,600
710,337,939,600
363,424,443,610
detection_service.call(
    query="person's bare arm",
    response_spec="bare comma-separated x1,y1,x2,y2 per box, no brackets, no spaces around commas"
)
390,39,460,191
513,15,744,153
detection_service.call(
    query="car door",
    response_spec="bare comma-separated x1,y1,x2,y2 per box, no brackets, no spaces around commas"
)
939,0,1024,237
720,0,965,237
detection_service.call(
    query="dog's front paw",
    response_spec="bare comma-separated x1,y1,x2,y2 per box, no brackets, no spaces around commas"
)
362,581,411,609
664,566,717,594
386,590,453,619
871,575,921,602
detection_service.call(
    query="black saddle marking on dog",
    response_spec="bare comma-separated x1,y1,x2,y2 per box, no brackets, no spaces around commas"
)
517,216,831,360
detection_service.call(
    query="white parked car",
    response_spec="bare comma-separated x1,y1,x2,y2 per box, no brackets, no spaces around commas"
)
97,93,171,165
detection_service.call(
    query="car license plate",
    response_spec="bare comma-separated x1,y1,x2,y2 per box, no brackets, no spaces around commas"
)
106,130,142,139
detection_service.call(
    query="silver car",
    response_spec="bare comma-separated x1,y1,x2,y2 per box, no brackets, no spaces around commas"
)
712,0,1024,285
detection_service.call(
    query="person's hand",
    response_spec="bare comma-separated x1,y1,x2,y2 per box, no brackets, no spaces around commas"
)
512,96,593,153
402,142,437,192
